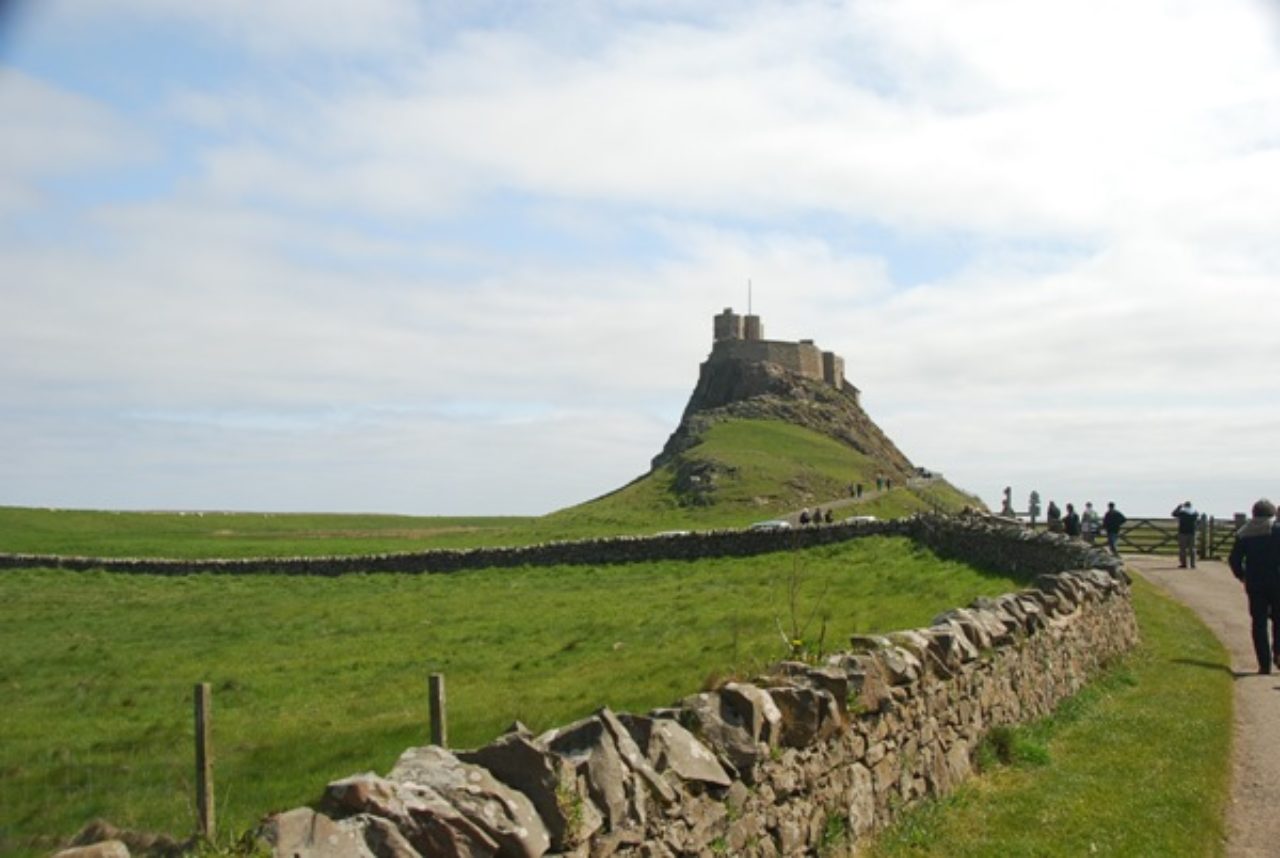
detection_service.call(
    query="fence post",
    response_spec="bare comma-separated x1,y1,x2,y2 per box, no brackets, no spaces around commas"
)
194,683,215,842
429,673,447,747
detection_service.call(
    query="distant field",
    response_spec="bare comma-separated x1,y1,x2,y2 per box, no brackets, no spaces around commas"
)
0,506,547,558
0,536,1021,855
0,421,975,561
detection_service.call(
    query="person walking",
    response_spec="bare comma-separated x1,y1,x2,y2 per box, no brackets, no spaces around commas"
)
1081,501,1100,544
1063,503,1081,538
1102,502,1126,556
1227,498,1280,674
1171,500,1199,568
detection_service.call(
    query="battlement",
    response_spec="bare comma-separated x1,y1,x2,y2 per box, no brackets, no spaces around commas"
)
709,307,854,397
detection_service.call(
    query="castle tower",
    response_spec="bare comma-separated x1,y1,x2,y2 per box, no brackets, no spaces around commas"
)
822,351,845,387
743,314,763,341
713,307,744,341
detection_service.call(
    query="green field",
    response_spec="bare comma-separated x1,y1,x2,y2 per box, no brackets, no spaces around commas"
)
0,420,977,561
0,536,1019,856
0,415,1230,857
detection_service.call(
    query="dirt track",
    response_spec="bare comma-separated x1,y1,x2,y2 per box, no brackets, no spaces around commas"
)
1125,555,1280,858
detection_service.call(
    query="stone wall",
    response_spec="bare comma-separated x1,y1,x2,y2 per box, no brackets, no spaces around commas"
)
0,515,1115,579
710,340,828,386
259,518,1139,857
0,515,1110,579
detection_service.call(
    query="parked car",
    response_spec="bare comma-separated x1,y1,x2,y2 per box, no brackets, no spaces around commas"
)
843,515,878,524
749,519,792,531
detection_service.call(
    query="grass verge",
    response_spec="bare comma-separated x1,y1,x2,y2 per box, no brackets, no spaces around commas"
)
865,574,1231,858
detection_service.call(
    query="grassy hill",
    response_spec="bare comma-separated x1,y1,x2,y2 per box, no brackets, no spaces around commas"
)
547,417,980,533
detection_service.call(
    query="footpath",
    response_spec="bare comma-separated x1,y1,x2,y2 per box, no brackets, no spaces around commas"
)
1125,555,1280,858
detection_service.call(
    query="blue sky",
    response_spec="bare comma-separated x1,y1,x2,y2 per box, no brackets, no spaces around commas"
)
3,0,1280,517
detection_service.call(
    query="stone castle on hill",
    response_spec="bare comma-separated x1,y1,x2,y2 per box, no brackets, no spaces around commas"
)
708,307,860,404
649,305,915,474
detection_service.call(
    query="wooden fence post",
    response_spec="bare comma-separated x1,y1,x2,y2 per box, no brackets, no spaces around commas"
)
194,682,215,842
429,673,447,747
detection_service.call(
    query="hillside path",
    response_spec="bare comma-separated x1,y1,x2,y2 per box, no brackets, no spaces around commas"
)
1125,554,1280,858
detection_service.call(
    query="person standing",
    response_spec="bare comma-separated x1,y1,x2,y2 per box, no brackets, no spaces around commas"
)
1046,500,1062,533
1228,498,1280,675
1171,500,1199,568
1102,502,1126,556
1063,503,1081,538
1000,486,1015,517
1081,502,1100,544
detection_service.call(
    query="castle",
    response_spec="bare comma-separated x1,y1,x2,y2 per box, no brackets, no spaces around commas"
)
707,307,860,403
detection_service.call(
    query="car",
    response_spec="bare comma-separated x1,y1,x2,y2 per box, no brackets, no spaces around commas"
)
749,519,792,531
843,515,878,524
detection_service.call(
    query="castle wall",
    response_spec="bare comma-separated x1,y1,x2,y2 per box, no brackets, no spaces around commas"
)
711,339,825,382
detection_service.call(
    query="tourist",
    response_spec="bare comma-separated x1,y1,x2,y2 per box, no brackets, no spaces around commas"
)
1103,502,1126,556
799,509,810,525
824,508,833,524
1046,500,1062,533
1171,500,1199,568
812,507,822,526
1028,490,1041,526
1227,498,1280,674
1063,503,1081,538
1081,502,1100,544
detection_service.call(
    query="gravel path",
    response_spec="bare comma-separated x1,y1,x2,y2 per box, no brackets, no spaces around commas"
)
1125,554,1280,858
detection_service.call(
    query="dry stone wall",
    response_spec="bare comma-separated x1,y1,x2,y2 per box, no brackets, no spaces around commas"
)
0,514,1109,578
0,520,904,576
258,518,1138,857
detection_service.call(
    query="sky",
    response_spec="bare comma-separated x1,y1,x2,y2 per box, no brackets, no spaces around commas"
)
2,0,1279,519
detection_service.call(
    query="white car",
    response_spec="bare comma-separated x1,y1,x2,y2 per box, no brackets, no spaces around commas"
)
843,515,878,524
749,519,792,531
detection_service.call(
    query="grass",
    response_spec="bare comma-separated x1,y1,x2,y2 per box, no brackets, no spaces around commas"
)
0,535,1023,856
864,574,1232,858
549,419,934,531
0,507,545,558
0,420,975,560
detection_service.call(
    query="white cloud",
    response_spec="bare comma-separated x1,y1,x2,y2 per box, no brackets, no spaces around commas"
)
63,0,426,57
3,0,1280,516
0,69,151,216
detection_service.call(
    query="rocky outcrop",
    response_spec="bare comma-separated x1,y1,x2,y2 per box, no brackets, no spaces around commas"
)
257,517,1138,857
652,357,915,479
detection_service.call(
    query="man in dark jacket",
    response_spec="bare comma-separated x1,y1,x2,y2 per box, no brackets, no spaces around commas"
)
1171,500,1199,568
1063,503,1081,538
1228,498,1280,675
1102,502,1126,556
